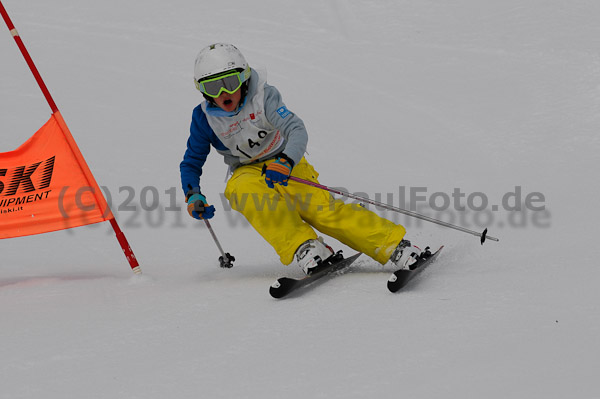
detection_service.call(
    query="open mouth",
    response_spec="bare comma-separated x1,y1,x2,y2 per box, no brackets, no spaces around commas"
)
223,99,233,106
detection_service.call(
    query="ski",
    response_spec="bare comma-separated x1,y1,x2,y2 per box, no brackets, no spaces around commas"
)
270,252,362,299
387,246,444,293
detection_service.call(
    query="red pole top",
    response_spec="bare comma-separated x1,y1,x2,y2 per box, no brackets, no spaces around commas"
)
1,1,59,113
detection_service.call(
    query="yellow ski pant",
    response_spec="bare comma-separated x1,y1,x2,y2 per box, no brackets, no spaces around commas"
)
224,158,406,265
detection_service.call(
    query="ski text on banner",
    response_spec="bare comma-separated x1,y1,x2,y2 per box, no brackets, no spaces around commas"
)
0,112,113,239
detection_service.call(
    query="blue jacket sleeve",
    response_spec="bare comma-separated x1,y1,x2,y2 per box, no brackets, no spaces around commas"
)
180,106,223,195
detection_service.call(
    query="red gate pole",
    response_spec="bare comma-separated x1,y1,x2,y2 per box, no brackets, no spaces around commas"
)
1,1,141,274
0,2,58,113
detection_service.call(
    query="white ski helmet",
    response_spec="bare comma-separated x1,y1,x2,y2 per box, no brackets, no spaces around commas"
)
194,43,250,84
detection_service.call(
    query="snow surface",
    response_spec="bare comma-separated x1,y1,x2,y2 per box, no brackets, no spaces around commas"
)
2,1,600,398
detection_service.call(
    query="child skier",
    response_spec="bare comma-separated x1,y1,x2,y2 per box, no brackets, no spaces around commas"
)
180,43,423,274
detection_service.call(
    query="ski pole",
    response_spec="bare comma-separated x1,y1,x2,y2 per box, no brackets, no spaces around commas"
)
289,176,499,244
203,219,235,268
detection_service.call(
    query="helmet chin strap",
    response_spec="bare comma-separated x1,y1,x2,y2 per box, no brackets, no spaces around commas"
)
202,93,216,105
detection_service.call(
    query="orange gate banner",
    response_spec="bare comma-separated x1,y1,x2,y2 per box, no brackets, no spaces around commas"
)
1,111,113,239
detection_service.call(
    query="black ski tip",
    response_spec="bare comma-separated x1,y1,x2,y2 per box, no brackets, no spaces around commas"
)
387,272,405,293
269,278,296,299
388,246,444,293
480,228,488,245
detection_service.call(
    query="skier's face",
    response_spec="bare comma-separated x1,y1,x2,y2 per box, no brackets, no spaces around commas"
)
213,88,242,113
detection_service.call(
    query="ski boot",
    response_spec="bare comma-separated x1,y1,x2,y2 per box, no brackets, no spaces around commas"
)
295,237,335,275
390,239,428,271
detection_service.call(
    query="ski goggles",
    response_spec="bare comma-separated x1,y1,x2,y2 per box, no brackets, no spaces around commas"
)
195,69,249,98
